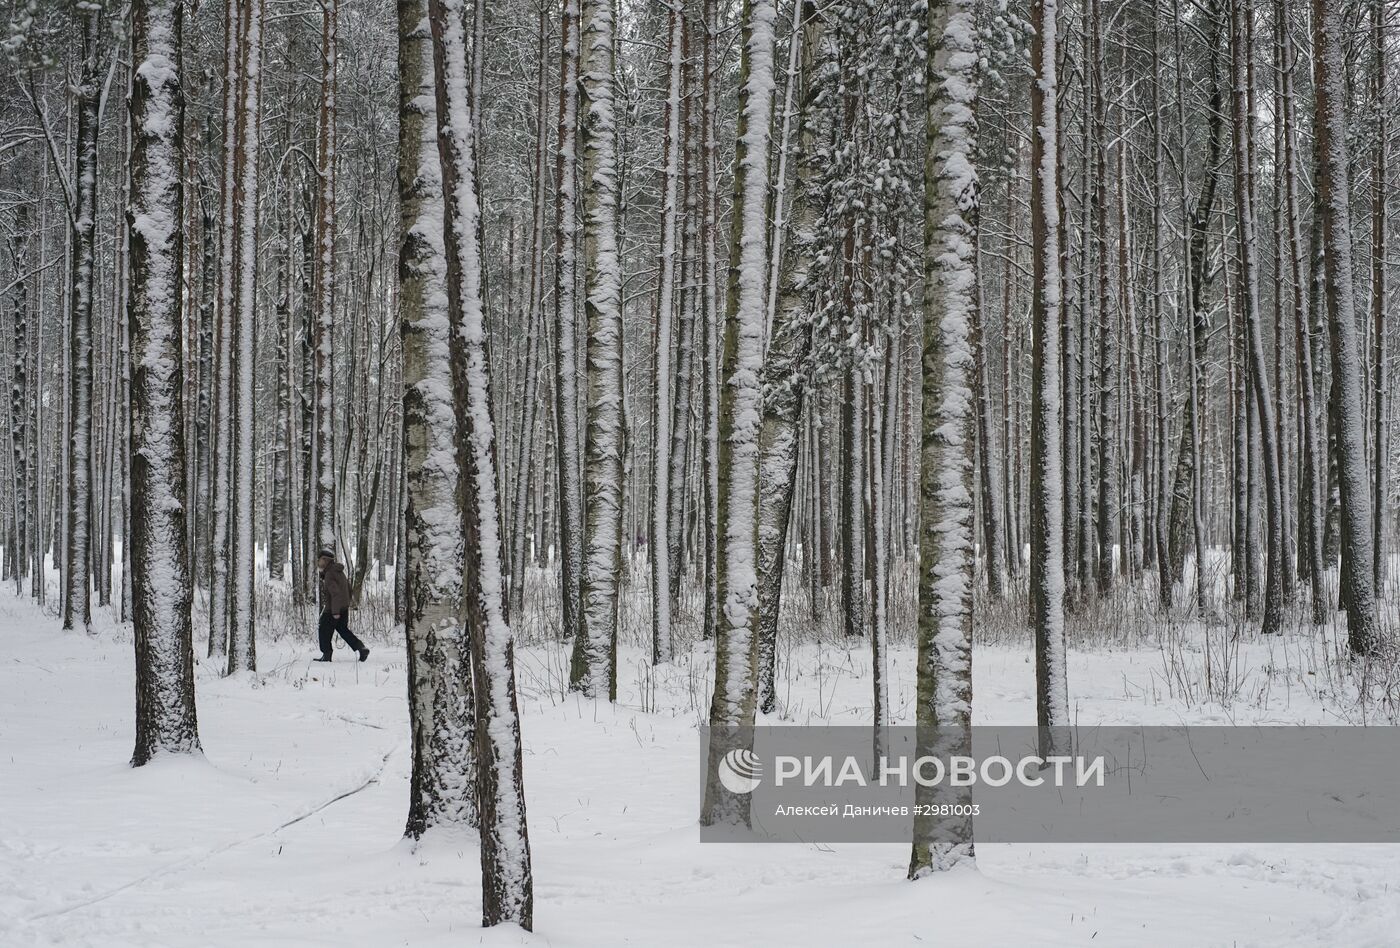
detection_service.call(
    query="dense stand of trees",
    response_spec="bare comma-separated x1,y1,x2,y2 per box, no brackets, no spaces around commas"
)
3,0,1398,918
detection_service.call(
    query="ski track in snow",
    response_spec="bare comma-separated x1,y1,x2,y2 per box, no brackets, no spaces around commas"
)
1,588,1398,946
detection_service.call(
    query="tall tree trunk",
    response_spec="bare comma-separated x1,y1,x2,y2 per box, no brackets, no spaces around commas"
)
552,0,583,644
649,0,684,665
1229,0,1285,634
63,11,102,634
701,0,776,829
909,0,979,878
228,0,264,674
1314,0,1382,653
756,0,823,715
1029,0,1069,755
1277,0,1325,622
569,0,625,699
428,0,534,924
399,0,475,839
1372,0,1389,595
313,0,339,562
129,0,201,765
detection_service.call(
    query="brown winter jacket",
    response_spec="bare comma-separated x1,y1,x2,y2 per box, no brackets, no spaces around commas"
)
320,560,351,616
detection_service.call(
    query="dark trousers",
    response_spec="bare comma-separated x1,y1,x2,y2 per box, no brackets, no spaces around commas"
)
318,611,365,656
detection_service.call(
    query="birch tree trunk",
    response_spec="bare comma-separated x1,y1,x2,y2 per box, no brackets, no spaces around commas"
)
909,0,979,877
399,0,475,840
428,0,534,924
569,0,624,699
756,0,824,716
8,206,31,591
701,0,776,829
313,0,339,560
552,0,583,644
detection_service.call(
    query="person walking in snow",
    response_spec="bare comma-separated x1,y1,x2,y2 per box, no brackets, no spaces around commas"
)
314,549,369,662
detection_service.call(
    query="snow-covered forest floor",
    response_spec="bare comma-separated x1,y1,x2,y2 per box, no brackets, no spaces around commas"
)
5,563,1400,947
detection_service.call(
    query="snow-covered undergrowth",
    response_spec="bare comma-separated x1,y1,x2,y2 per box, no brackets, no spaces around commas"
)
4,562,1400,946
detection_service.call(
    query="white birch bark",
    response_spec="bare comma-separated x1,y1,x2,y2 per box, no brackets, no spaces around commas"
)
428,0,534,924
399,0,475,839
569,0,625,700
701,0,776,829
910,0,978,877
552,0,584,645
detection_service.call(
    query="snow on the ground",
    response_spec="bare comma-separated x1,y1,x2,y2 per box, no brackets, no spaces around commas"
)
2,587,1398,947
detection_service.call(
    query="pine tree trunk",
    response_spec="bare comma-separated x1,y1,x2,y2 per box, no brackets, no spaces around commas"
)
649,0,684,665
1229,0,1285,635
63,11,102,634
228,0,264,674
129,0,201,766
1029,0,1069,755
1313,0,1382,653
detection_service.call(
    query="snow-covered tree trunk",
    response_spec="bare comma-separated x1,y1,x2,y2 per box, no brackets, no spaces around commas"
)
909,0,978,878
970,240,1005,601
756,0,823,716
1029,0,1069,754
1276,0,1326,623
551,0,583,645
129,0,201,766
63,10,102,635
228,0,264,674
1372,0,1389,596
313,0,339,559
1313,0,1381,654
569,0,624,700
1229,0,1285,636
1089,0,1116,599
649,0,683,666
507,7,551,624
269,214,291,581
399,0,475,840
1164,2,1223,596
8,205,30,590
428,0,534,925
701,0,776,829
700,0,721,644
666,38,698,617
209,0,243,661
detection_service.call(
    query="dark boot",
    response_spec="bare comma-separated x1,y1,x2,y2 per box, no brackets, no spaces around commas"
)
313,654,332,663
357,647,370,662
